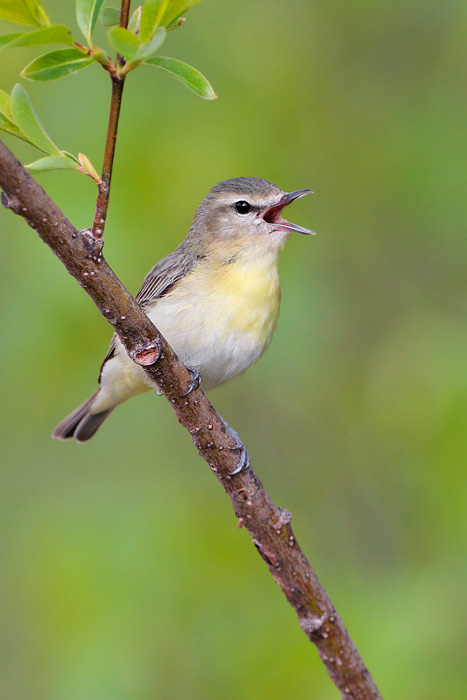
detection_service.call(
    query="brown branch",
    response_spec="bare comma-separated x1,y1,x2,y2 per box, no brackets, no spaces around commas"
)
0,140,383,700
91,75,125,238
91,0,131,237
119,0,132,30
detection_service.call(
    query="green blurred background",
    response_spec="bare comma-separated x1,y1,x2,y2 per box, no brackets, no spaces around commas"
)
1,1,466,698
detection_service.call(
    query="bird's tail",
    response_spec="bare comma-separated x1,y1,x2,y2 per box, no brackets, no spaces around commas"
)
52,391,113,443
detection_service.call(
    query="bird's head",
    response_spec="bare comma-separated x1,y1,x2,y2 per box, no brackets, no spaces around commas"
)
188,177,315,258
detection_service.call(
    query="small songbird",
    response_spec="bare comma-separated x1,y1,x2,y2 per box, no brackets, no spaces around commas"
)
53,177,314,447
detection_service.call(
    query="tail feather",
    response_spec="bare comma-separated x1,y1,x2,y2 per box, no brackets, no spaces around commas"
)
52,392,113,442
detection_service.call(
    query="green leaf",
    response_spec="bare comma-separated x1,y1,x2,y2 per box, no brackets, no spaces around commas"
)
99,7,120,27
135,27,165,60
21,48,93,81
76,0,105,42
101,5,141,32
0,88,14,120
140,0,201,39
145,56,216,99
166,16,185,32
128,6,142,34
10,83,60,154
0,0,50,28
0,32,23,47
26,154,80,172
61,150,80,164
0,88,14,117
107,26,140,61
0,25,74,50
0,112,20,135
0,112,33,143
160,0,201,27
140,0,160,42
0,88,31,141
77,152,100,181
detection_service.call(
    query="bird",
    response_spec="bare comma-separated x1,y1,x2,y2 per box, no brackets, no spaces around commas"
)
52,177,314,459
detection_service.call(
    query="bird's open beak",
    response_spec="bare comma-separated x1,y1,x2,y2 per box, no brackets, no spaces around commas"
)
263,189,315,235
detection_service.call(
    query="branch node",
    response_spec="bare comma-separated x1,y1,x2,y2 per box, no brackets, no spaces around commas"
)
1,190,21,213
272,508,292,533
131,342,162,366
299,612,329,639
79,227,104,257
253,540,283,568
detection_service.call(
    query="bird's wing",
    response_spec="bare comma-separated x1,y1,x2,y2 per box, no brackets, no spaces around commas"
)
134,249,195,308
98,249,196,381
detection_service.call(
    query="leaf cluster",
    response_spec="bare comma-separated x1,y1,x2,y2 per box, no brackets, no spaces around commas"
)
0,0,215,173
0,83,99,176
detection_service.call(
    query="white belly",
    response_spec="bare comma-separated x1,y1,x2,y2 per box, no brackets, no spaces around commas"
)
92,258,280,413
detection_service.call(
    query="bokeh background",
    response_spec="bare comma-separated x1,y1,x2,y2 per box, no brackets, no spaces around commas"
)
1,1,466,698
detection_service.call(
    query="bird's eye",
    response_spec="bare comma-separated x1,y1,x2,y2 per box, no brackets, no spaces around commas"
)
235,200,251,214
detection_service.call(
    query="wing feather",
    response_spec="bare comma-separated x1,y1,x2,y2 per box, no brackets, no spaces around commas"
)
98,249,196,380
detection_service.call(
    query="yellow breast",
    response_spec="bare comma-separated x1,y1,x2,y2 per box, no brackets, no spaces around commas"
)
212,257,281,339
107,243,284,396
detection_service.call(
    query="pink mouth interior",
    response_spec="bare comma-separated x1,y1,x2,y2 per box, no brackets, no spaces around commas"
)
263,204,286,224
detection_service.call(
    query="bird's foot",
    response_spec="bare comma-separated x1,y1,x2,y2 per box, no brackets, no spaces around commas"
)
222,420,250,475
181,365,201,397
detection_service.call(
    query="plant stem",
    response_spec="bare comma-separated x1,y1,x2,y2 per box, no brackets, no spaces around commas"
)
91,0,131,238
91,75,125,238
119,0,132,30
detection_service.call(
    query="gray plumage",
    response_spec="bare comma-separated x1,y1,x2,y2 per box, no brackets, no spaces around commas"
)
52,391,112,442
210,177,281,197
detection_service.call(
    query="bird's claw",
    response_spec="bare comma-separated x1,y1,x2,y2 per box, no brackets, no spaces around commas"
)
223,420,250,475
230,445,250,475
181,365,201,397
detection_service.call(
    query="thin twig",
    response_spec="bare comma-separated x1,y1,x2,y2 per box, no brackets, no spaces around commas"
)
91,0,131,238
0,140,384,700
91,75,125,238
119,0,132,31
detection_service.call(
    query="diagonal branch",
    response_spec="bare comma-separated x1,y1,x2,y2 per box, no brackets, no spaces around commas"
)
0,140,383,700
